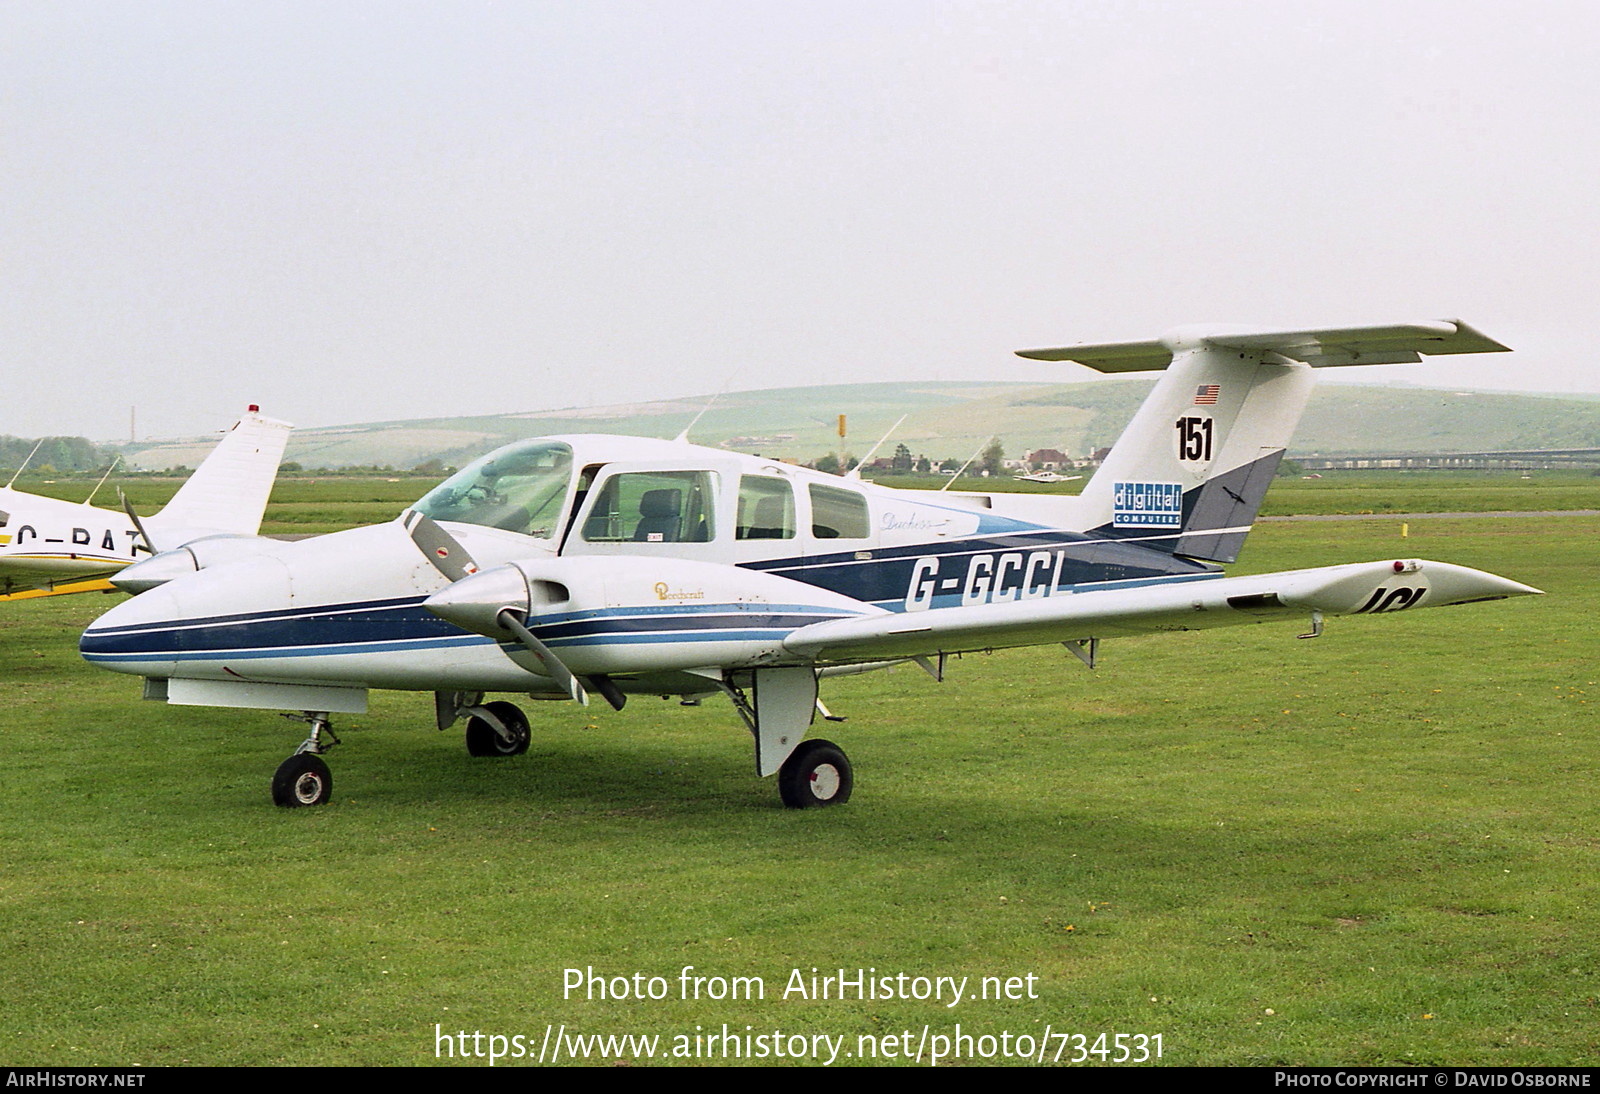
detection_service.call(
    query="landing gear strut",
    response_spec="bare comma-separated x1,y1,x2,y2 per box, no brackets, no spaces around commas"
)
271,713,339,808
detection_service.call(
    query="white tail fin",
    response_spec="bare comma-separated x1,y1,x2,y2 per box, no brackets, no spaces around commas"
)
146,408,293,544
1017,321,1509,563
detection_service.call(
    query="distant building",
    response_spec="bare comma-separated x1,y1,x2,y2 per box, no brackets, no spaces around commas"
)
1024,448,1071,470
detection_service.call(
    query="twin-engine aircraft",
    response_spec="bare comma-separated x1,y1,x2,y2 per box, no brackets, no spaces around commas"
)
79,323,1538,809
0,408,291,599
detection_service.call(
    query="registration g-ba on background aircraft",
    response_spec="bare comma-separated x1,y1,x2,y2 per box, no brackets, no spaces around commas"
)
0,408,292,599
79,322,1539,809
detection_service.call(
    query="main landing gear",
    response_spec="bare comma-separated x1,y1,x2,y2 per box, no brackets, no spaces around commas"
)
464,701,531,757
777,738,853,809
271,713,339,808
723,667,854,809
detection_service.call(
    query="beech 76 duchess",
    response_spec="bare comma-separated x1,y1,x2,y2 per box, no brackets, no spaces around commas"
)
80,322,1538,809
0,408,291,599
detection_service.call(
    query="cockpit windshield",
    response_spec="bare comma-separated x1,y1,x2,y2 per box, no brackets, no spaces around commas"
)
411,441,574,539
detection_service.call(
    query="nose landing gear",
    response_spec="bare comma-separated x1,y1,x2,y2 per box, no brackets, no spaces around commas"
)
271,713,339,808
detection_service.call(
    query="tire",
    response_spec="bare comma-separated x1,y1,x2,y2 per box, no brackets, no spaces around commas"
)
465,701,531,757
777,739,853,809
272,754,333,808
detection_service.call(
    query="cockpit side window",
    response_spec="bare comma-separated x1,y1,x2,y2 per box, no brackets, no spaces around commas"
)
736,476,794,540
411,442,574,539
809,483,870,540
581,471,717,544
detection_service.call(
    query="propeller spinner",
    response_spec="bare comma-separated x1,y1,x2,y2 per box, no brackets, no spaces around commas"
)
404,511,590,707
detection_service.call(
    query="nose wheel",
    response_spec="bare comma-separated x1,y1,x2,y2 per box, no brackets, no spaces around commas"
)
272,753,333,807
271,712,339,808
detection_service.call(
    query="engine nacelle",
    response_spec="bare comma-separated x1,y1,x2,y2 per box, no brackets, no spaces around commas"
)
424,554,882,675
111,534,299,594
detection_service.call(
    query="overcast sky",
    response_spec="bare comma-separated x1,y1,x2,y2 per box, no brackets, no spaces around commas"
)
4,1,1596,441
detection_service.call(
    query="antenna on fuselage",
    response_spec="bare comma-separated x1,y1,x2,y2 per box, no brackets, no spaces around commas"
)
845,415,908,481
938,436,991,492
84,456,122,507
673,397,719,444
674,373,740,444
5,438,46,489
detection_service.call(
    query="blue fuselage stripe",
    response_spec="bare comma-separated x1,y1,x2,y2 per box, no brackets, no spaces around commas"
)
79,530,1220,664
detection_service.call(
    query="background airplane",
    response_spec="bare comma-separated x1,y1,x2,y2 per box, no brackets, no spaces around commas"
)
78,323,1538,809
0,407,291,599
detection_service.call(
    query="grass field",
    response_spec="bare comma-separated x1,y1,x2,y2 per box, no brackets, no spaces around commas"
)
0,483,1593,1066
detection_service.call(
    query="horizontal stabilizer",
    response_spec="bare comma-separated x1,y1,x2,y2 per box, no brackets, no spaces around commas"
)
783,560,1539,663
1017,320,1510,372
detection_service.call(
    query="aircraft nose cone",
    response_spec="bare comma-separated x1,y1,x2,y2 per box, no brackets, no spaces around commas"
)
80,581,185,673
423,565,531,636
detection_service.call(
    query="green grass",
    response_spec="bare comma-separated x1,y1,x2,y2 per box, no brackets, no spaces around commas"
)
1260,470,1600,516
0,504,1591,1066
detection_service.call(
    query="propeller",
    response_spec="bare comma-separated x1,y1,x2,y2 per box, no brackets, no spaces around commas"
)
492,606,589,707
404,510,590,707
401,509,478,580
120,491,156,556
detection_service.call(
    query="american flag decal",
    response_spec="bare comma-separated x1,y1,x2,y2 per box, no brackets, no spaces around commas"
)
1194,384,1220,405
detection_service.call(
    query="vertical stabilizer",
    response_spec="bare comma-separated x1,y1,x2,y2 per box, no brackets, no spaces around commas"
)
1016,320,1510,563
147,408,293,543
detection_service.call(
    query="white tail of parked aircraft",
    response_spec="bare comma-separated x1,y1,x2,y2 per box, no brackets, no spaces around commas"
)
0,407,292,597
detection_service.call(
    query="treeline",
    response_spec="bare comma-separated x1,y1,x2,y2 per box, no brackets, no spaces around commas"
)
0,435,116,474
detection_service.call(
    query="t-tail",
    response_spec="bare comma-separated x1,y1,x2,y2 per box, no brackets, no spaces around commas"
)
143,406,294,546
1017,320,1510,563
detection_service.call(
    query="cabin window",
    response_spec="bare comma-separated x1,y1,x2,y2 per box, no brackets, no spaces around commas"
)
411,441,574,538
582,471,717,544
736,476,795,540
809,483,870,539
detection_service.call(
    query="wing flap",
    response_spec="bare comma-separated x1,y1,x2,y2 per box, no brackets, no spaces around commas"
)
783,560,1539,663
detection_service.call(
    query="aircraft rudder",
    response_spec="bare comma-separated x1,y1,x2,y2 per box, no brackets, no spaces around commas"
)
149,407,293,541
1072,343,1314,562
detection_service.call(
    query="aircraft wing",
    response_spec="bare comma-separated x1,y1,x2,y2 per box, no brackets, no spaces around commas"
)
782,560,1539,663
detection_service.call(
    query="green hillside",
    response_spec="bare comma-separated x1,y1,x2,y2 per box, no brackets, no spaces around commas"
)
121,381,1600,471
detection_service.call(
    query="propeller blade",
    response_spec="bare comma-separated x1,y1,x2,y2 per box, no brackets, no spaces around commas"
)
497,608,589,706
416,543,589,708
120,492,155,556
403,510,479,580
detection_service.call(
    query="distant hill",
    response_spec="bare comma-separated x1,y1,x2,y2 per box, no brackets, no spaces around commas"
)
119,381,1600,471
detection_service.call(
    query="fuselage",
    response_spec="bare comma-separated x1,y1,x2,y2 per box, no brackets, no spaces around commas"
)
79,434,1221,699
0,487,145,592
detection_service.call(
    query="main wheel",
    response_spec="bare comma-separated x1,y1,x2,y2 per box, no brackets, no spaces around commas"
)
465,701,531,757
272,754,333,808
777,739,853,808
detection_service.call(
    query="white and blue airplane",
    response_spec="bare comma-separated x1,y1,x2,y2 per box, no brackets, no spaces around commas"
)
0,407,292,599
79,322,1538,809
